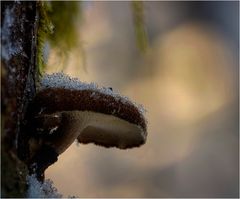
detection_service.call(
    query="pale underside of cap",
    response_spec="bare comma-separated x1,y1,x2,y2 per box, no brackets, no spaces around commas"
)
43,111,146,154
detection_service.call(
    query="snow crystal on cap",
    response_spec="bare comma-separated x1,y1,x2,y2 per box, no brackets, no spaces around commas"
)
40,72,146,115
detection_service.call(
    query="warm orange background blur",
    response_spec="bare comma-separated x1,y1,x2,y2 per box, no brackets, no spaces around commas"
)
45,1,239,197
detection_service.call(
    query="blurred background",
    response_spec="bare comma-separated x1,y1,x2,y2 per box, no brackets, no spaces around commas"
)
43,1,239,197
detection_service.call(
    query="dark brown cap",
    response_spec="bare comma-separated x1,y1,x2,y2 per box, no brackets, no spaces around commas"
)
29,73,147,153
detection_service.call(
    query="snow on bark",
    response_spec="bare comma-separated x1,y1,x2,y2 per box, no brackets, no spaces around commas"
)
26,174,62,198
1,7,24,61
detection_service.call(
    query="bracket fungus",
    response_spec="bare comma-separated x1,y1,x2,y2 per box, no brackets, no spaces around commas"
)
22,73,147,180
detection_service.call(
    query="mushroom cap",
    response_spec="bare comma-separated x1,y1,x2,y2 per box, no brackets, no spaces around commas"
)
29,73,147,152
33,88,147,132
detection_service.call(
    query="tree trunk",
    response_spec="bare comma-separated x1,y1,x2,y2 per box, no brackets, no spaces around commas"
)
1,1,38,197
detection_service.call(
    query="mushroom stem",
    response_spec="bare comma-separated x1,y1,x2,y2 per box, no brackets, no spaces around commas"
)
42,111,89,154
27,111,93,179
28,144,58,182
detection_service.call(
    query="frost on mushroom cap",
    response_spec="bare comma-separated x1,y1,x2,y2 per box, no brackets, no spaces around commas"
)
38,72,147,132
40,72,146,116
30,72,147,151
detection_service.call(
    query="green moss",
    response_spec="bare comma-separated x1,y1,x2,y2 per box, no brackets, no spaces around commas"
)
36,1,53,76
131,1,148,53
36,1,82,75
48,1,80,50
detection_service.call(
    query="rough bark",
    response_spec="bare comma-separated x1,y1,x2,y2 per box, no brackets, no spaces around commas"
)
1,1,38,197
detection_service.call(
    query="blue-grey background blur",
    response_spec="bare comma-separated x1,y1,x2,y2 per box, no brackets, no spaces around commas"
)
44,1,239,197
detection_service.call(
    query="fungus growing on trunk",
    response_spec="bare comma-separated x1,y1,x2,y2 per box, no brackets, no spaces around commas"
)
24,73,147,180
